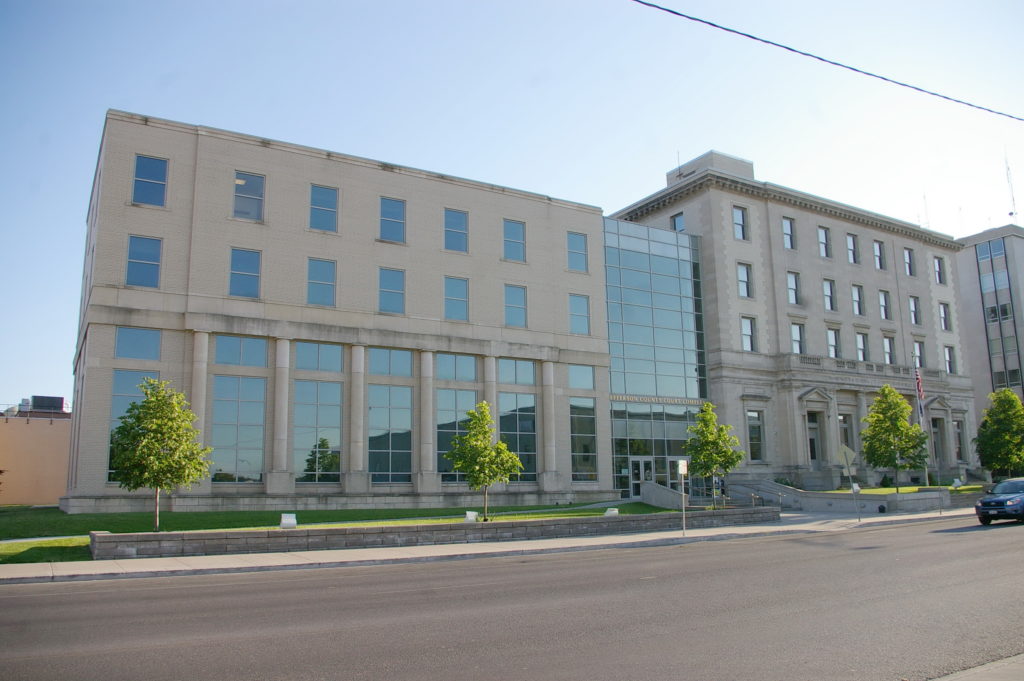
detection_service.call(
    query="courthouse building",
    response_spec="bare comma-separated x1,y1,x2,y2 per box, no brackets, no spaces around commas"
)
63,113,980,512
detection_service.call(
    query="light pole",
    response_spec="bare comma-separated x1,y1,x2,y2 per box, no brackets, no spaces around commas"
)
678,458,690,536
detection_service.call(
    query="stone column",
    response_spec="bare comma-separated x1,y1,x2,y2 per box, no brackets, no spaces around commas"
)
416,351,440,493
855,391,868,482
347,345,370,493
190,331,212,495
266,338,294,494
483,355,497,430
539,360,561,492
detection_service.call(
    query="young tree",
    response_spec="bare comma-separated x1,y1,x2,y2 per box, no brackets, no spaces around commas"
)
974,388,1024,477
444,401,523,521
681,402,742,509
110,378,212,531
860,384,928,493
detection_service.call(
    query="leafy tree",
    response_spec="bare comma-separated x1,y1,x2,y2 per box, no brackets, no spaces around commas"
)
974,388,1024,477
110,378,212,531
444,401,523,520
860,384,928,493
681,402,742,509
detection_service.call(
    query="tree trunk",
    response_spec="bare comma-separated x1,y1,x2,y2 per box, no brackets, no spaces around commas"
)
483,485,489,521
154,487,161,532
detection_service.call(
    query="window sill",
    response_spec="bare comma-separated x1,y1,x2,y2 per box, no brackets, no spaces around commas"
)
376,238,407,246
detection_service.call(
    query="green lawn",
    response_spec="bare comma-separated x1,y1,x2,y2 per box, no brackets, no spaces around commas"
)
0,537,92,564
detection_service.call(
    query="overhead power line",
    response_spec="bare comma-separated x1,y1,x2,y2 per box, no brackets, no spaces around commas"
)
630,0,1024,124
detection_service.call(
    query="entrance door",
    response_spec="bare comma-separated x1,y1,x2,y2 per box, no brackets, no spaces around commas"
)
629,457,655,498
807,412,822,470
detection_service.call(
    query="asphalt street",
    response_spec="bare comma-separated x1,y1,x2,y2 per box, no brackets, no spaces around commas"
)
2,515,1023,681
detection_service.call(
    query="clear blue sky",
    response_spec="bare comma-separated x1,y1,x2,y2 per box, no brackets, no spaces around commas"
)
1,0,1022,408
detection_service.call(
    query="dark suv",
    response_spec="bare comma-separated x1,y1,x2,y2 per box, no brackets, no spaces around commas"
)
975,478,1024,525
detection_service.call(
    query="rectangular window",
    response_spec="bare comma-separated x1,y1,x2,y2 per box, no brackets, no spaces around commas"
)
787,272,800,305
879,290,891,320
741,316,757,352
436,353,477,381
567,232,588,272
503,219,526,261
109,369,159,477
913,340,925,368
933,256,946,284
214,335,268,367
229,248,260,298
444,276,469,321
939,302,951,331
368,348,413,376
569,294,591,335
733,206,748,240
500,392,537,482
846,233,859,264
498,358,536,385
671,212,685,232
368,384,413,483
126,235,161,288
873,240,886,270
782,217,795,249
293,380,341,483
437,387,477,482
378,267,405,314
307,258,336,307
909,296,921,325
747,410,763,461
883,336,895,364
944,346,956,373
903,247,915,276
823,279,836,311
309,185,338,232
211,375,265,482
444,208,468,252
856,332,869,361
132,155,167,206
379,197,406,243
852,285,864,315
737,263,752,298
570,397,598,481
505,284,527,327
827,328,841,358
818,226,832,258
295,341,343,372
115,327,161,360
233,171,264,221
954,420,965,461
568,364,595,390
791,323,805,354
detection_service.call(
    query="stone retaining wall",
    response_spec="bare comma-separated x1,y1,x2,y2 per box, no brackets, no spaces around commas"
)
90,507,780,560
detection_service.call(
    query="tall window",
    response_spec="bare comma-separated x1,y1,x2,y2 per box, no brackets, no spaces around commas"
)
368,348,413,376
851,285,864,316
782,217,795,249
569,294,591,335
791,323,805,354
879,290,891,320
944,346,956,373
733,206,748,240
229,248,260,298
293,380,342,483
233,171,264,221
309,185,338,232
570,397,597,481
823,279,836,311
498,358,535,385
903,247,916,276
437,387,477,482
827,328,841,358
307,258,336,307
747,410,763,461
378,267,405,314
115,327,161,360
740,316,757,352
737,263,752,298
211,375,265,482
567,232,588,272
444,276,468,321
568,364,595,390
505,284,527,327
846,233,859,264
873,240,886,270
109,369,159,477
295,341,343,372
909,296,921,325
132,155,167,207
856,332,868,361
126,235,161,288
368,385,413,483
436,353,476,381
500,392,537,482
444,208,468,252
214,335,267,367
933,256,946,284
379,197,406,243
883,336,895,364
503,219,526,261
939,302,951,331
671,212,685,232
954,420,966,460
913,340,925,368
787,272,801,304
817,226,832,258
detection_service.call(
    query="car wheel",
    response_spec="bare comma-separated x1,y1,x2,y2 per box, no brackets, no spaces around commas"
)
979,516,992,526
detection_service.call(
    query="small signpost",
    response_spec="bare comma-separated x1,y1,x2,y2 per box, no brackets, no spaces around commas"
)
677,458,690,535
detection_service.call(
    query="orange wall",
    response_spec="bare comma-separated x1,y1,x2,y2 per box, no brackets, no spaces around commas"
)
0,416,71,505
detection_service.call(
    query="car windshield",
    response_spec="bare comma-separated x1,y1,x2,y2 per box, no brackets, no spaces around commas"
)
991,481,1024,495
